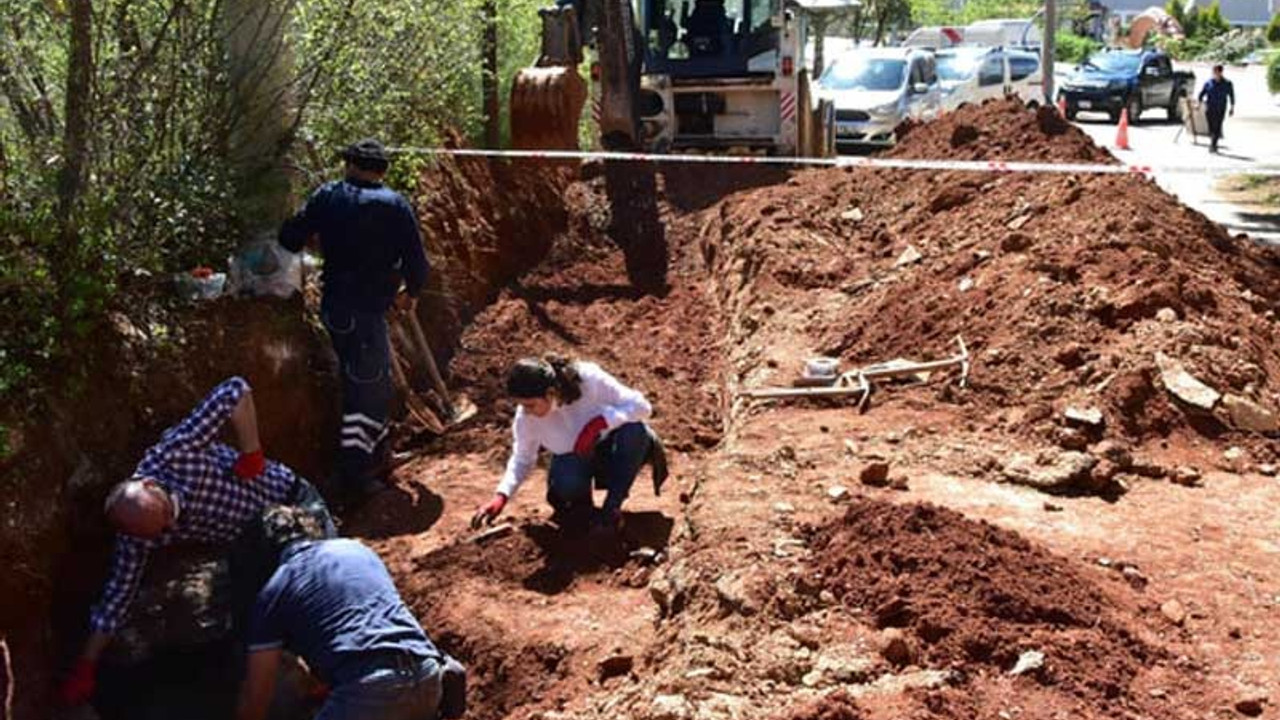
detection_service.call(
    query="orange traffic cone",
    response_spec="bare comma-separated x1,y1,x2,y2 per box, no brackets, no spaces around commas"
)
1057,96,1068,118
1115,108,1131,150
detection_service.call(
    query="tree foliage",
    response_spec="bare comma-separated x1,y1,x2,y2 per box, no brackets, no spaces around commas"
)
0,0,545,407
1266,12,1279,45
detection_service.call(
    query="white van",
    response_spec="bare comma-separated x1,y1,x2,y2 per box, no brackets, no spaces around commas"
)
819,47,943,148
936,47,1044,112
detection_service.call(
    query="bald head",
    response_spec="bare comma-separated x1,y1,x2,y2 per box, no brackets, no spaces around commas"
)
104,479,175,539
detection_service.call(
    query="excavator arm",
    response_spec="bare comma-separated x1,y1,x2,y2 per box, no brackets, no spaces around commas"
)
510,0,639,151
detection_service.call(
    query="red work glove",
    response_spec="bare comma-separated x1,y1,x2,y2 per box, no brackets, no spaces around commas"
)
574,416,608,458
233,449,266,479
57,658,97,707
471,493,508,529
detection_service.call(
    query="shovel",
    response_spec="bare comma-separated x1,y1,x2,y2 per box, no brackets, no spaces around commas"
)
396,311,478,428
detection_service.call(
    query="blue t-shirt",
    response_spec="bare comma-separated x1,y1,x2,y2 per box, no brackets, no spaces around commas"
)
279,178,431,312
247,539,438,684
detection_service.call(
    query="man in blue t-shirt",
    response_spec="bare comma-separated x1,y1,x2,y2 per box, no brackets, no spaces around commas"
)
1197,64,1235,153
279,139,431,504
236,506,452,720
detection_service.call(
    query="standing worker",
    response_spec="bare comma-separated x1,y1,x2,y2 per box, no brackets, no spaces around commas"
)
279,139,431,505
1197,64,1235,154
470,356,667,535
57,376,334,708
237,505,464,720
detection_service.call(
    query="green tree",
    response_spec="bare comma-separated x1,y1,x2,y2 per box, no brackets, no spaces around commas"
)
1266,12,1280,44
1268,49,1280,93
1197,1,1230,37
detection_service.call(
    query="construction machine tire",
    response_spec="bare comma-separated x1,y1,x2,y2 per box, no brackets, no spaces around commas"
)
510,66,588,150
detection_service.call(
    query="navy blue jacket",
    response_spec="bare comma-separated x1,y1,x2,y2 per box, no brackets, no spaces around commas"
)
280,178,430,312
1198,78,1235,113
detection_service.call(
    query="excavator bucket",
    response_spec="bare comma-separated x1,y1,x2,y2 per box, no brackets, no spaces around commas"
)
510,66,588,150
510,5,588,151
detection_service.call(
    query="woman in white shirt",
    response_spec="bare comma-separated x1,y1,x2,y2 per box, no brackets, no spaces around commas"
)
471,355,661,533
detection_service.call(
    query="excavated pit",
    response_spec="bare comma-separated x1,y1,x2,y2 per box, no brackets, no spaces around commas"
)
11,99,1279,719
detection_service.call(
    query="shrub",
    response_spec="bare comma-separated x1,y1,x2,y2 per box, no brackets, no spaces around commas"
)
1266,12,1280,45
1055,31,1102,63
1268,50,1280,94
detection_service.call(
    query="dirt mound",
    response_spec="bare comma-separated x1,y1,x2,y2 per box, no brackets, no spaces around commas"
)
892,98,1110,163
706,100,1280,455
808,499,1156,707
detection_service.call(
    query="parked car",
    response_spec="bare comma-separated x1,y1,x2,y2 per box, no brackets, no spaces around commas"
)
1057,48,1194,123
937,46,1044,111
819,47,943,148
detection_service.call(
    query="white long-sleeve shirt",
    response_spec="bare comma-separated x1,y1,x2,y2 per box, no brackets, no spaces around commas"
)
496,362,652,499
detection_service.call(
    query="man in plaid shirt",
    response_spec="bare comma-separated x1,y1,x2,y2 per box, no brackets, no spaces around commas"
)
58,376,334,707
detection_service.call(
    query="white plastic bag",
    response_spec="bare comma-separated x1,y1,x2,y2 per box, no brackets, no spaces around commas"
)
228,241,302,298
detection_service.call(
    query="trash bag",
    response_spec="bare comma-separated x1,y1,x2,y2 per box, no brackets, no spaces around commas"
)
228,241,302,299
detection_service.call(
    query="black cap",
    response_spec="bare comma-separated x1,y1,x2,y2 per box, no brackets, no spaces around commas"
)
341,138,388,163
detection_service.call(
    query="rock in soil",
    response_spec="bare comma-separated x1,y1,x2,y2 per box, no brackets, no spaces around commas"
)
1160,599,1187,626
1222,394,1278,433
859,461,891,487
1235,696,1266,717
1172,466,1203,487
597,652,635,681
878,627,918,668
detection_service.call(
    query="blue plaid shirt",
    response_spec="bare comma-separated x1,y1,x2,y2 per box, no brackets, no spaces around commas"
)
89,377,300,634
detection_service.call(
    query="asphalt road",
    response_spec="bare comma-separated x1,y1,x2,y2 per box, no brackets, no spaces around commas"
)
1067,62,1280,246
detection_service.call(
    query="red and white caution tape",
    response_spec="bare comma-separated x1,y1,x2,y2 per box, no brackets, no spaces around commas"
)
388,145,1280,177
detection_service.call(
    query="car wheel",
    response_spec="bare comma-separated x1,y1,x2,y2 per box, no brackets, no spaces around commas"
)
1126,94,1142,123
1167,93,1183,122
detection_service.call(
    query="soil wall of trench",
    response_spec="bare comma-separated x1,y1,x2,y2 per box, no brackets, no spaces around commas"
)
0,156,576,719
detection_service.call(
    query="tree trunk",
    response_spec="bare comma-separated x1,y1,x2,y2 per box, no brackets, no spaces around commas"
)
221,0,296,247
57,0,92,236
812,16,829,79
483,0,500,148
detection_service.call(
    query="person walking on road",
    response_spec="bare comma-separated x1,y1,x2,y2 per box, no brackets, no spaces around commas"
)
279,139,431,505
58,376,335,708
237,505,464,720
1197,64,1235,154
471,356,668,536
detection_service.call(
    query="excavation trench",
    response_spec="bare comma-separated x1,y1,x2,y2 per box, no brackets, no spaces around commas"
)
18,101,1280,719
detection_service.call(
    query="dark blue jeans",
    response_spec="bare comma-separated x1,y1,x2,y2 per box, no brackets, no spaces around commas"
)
322,300,393,493
546,422,652,519
319,656,442,720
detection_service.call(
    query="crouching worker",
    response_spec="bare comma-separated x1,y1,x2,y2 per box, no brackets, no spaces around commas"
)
58,376,335,707
471,356,668,534
237,505,466,720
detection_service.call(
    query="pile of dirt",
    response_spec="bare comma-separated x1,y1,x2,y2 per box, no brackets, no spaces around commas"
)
707,98,1280,456
892,99,1110,163
808,498,1158,709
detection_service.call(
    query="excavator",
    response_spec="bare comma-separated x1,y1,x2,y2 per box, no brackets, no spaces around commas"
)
510,0,843,157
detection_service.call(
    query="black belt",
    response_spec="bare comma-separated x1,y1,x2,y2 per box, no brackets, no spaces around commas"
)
334,649,434,685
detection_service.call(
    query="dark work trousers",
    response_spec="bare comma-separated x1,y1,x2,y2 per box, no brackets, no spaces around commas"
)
545,422,653,526
1206,106,1226,150
322,300,393,495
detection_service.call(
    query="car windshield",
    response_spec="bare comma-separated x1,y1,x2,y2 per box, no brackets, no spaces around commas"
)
820,58,906,91
936,53,980,81
1083,52,1140,73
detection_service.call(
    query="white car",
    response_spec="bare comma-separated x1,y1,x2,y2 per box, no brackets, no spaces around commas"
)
820,47,943,148
936,46,1044,112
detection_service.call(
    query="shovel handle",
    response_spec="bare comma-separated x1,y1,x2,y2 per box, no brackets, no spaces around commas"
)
405,312,455,417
